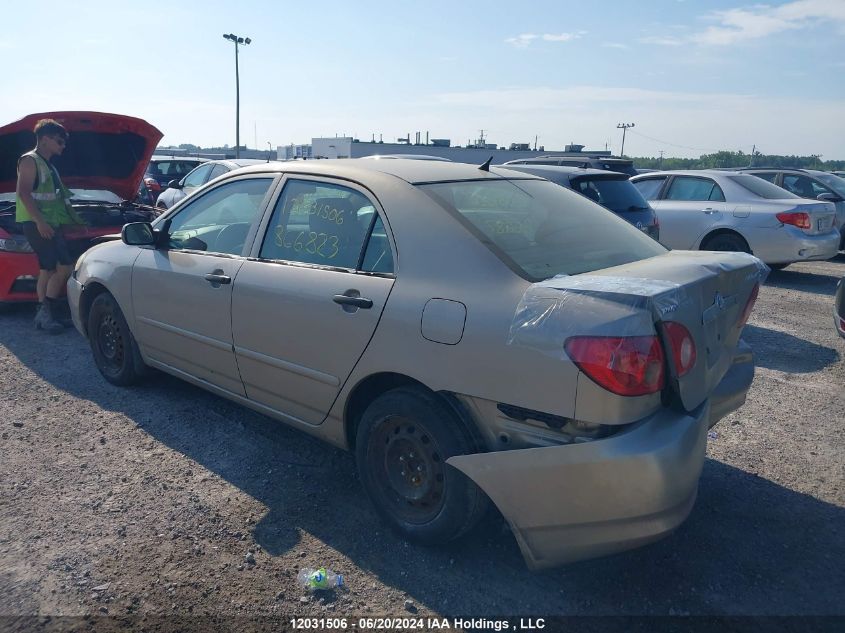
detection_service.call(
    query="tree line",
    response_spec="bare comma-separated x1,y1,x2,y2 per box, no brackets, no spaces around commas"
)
632,150,844,171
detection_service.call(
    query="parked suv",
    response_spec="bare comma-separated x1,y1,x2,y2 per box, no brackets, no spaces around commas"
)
498,165,659,240
144,156,207,202
504,155,638,177
740,168,845,250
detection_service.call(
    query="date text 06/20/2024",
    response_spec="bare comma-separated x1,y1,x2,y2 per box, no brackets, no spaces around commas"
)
289,617,546,631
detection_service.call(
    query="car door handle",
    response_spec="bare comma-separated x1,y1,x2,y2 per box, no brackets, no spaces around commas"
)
204,272,231,285
333,295,373,309
702,208,719,214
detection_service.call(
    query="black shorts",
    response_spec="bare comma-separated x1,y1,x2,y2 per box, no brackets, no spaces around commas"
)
21,222,74,270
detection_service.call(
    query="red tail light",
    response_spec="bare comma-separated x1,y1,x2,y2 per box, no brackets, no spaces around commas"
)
776,212,810,230
662,322,696,376
144,177,161,192
564,335,665,396
738,282,760,329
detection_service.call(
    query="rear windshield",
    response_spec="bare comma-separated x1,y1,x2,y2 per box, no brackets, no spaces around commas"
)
419,179,666,281
729,175,798,199
569,177,651,214
599,160,637,176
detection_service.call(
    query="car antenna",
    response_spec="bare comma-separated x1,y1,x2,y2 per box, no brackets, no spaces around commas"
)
479,156,493,172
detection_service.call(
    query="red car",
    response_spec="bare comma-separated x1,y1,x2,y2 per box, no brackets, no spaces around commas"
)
0,111,162,305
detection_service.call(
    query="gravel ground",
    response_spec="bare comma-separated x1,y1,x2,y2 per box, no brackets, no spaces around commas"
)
0,255,843,629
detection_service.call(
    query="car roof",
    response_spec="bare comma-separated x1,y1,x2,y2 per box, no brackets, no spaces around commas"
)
495,164,627,178
233,158,544,185
359,154,453,162
631,169,744,179
150,155,207,162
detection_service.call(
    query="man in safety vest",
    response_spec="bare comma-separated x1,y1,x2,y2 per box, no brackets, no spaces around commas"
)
15,119,84,333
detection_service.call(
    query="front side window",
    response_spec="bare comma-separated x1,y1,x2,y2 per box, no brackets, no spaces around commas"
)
183,164,214,188
665,177,725,202
209,164,229,181
420,179,665,281
165,177,274,254
259,179,376,269
783,174,829,199
632,177,667,200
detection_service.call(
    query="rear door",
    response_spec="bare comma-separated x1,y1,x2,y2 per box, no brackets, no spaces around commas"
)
655,176,728,249
132,175,276,395
231,177,396,424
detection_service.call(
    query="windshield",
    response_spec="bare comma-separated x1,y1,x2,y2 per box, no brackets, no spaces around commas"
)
729,175,799,199
569,177,651,213
814,173,845,198
419,179,666,281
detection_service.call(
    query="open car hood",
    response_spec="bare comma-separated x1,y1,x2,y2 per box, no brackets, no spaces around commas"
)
0,111,162,201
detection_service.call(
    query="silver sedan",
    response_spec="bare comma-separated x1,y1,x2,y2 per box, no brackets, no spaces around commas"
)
69,160,762,569
631,170,839,267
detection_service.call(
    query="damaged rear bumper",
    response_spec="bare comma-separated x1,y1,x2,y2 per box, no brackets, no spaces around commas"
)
447,340,754,570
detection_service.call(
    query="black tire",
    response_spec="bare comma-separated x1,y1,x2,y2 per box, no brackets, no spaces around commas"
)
88,293,146,386
355,386,489,544
702,232,750,254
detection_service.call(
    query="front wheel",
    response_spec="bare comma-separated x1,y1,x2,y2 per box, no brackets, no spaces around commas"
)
355,387,489,544
88,293,146,386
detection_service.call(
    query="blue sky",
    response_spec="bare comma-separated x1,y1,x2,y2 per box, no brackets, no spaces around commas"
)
4,0,845,158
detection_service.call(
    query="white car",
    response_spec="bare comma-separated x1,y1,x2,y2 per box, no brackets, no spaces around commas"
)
631,170,839,268
155,158,266,210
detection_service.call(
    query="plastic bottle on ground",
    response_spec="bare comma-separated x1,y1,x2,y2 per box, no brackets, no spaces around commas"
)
297,567,344,590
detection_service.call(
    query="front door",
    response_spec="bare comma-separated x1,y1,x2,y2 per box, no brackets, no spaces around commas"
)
232,177,396,424
132,176,276,395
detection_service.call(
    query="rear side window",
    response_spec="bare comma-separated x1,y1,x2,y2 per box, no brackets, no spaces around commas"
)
569,177,651,214
632,177,667,200
420,179,666,281
750,172,778,183
665,177,725,202
259,179,383,270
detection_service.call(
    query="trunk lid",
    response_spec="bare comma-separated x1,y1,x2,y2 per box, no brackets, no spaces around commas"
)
590,250,766,410
0,111,162,201
520,251,766,412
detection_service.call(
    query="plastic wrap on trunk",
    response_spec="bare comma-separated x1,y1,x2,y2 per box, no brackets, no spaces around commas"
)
507,252,769,358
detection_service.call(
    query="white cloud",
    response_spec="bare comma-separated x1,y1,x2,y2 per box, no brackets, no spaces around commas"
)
601,42,629,49
641,0,845,47
638,35,684,46
506,32,584,47
505,33,538,48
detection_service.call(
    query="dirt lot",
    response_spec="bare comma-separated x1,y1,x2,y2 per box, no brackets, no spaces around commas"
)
1,255,843,630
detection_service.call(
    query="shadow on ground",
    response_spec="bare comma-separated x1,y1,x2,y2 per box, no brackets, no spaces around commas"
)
1,309,843,617
741,324,839,373
765,267,841,296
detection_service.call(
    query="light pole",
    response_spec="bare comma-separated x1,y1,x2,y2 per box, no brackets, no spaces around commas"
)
616,122,635,157
223,33,251,158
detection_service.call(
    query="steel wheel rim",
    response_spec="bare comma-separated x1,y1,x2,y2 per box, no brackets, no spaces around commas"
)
369,415,446,524
97,313,124,372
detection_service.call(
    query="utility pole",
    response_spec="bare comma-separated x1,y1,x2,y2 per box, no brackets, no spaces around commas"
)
616,122,635,157
659,150,664,169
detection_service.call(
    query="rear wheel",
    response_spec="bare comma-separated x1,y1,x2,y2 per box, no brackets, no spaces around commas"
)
355,387,489,544
88,293,146,386
702,232,750,254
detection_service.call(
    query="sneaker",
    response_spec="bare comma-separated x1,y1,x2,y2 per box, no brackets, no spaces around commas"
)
35,300,65,335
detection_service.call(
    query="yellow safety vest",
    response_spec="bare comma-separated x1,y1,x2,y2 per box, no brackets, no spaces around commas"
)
15,151,77,225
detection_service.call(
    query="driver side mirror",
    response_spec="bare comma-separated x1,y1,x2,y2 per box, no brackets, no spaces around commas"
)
817,192,842,203
167,179,183,190
121,222,156,246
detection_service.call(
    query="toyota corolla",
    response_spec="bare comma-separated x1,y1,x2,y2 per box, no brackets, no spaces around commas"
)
68,159,765,569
